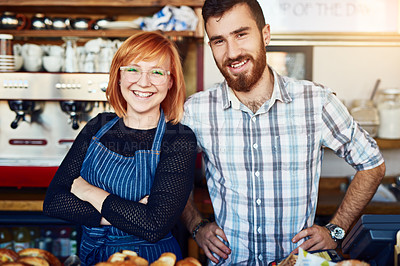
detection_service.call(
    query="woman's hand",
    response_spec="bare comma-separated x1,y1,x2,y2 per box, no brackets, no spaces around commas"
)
139,195,149,205
71,176,94,201
71,176,110,213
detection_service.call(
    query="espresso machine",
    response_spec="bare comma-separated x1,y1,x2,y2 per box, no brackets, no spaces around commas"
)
0,72,110,187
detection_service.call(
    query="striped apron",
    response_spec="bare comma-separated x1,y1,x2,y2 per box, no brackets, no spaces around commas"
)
78,110,182,265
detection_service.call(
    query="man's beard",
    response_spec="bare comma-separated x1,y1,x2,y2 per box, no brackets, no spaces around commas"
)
216,48,267,92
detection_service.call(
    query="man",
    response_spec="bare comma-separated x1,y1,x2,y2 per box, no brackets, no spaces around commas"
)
181,0,386,265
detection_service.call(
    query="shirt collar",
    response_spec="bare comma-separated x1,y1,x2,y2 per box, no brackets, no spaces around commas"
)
221,67,292,111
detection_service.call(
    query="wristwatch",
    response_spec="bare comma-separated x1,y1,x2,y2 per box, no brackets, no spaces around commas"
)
192,219,210,241
325,223,346,244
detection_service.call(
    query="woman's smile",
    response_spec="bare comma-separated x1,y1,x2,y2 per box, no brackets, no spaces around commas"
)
132,90,155,98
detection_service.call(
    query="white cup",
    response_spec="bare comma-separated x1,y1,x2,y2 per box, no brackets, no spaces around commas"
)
43,55,63,72
24,56,42,72
98,60,110,73
13,43,22,56
48,45,65,57
21,43,43,58
14,55,23,71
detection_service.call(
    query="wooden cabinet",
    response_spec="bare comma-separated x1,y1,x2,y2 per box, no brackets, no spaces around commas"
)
0,0,205,93
375,138,400,150
0,0,205,38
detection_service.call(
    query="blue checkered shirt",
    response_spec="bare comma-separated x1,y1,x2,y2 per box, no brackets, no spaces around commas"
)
182,69,384,265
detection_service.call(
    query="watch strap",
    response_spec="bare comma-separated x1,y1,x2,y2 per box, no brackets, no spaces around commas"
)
192,219,210,241
325,223,345,243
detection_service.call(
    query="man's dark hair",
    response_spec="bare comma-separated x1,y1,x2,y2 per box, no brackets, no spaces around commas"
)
202,0,266,31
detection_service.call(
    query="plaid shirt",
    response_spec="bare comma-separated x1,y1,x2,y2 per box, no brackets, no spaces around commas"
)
182,69,384,265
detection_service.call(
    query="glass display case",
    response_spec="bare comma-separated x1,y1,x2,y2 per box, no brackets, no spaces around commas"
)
266,45,313,81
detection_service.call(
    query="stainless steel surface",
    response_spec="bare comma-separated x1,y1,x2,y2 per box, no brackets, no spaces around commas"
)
0,72,111,170
0,72,108,101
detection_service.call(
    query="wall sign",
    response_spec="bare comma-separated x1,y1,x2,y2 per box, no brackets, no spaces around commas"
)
260,0,399,33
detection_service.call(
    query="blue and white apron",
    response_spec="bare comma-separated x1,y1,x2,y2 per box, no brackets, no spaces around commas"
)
78,110,182,265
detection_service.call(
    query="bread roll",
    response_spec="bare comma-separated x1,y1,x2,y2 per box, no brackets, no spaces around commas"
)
0,248,19,262
107,262,137,266
278,253,297,266
336,260,370,266
149,252,176,266
175,257,202,266
130,256,148,266
17,256,50,266
106,250,148,266
18,248,61,266
107,252,128,262
2,263,30,266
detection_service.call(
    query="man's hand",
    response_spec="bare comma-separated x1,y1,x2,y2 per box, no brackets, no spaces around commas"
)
195,221,231,264
291,224,337,254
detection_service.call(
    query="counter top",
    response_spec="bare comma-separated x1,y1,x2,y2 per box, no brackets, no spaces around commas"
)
1,178,400,216
0,188,46,211
193,177,400,218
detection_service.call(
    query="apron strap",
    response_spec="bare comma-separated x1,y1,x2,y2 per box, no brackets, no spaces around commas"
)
94,116,120,139
151,109,166,151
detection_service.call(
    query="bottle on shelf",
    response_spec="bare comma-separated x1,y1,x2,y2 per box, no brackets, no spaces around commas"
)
13,227,31,252
69,229,78,256
38,228,54,253
29,227,40,248
52,227,70,261
0,227,13,249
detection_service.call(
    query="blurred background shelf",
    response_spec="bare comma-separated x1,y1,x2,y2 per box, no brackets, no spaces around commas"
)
0,29,197,39
375,138,400,149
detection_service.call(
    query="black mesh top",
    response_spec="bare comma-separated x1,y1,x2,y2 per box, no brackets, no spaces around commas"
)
43,112,197,242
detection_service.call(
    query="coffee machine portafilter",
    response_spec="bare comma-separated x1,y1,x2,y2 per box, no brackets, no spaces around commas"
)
8,100,44,129
60,100,94,130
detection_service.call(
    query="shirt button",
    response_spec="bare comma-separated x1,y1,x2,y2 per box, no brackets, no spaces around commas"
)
258,254,263,261
257,227,262,234
252,117,257,122
256,199,261,205
255,171,260,177
253,143,258,149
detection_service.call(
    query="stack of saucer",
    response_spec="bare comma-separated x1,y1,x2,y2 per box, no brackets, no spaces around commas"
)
0,34,15,72
0,55,15,72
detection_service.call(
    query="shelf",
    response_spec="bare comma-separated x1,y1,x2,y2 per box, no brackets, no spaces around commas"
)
0,0,205,7
0,29,197,39
0,188,46,211
270,33,400,47
0,0,205,38
375,138,400,150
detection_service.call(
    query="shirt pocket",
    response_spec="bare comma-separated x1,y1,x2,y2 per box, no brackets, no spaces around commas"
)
275,113,319,172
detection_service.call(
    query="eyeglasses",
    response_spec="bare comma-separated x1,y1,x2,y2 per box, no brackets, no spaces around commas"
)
120,65,171,85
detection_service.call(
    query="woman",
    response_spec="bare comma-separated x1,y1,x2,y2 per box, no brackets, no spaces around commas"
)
43,32,197,265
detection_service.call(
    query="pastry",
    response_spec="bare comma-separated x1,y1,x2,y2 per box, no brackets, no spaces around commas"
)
18,248,61,266
106,250,148,266
2,263,30,266
175,257,202,266
336,260,370,266
0,248,19,262
17,256,50,266
278,253,297,266
150,252,176,266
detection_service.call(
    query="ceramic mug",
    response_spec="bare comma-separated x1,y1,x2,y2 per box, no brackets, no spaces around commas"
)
23,56,42,72
43,55,63,72
21,43,43,58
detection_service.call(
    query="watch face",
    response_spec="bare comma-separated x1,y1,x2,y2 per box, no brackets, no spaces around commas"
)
333,228,345,240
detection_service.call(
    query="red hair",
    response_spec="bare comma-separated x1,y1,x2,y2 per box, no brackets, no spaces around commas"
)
106,31,186,124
